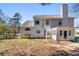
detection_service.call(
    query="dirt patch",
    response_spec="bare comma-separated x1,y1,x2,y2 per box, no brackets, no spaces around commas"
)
0,39,79,56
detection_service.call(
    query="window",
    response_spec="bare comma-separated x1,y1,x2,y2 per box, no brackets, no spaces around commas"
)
69,31,71,36
58,20,62,25
37,30,41,34
46,20,49,25
35,20,39,25
58,21,62,25
25,28,30,31
60,30,62,35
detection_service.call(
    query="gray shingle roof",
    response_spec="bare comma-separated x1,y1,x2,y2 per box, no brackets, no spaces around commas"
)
33,15,75,19
21,20,33,27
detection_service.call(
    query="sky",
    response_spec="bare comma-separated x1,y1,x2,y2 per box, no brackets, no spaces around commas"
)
0,3,78,27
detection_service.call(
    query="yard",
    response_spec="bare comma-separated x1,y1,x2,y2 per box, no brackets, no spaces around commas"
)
0,39,79,56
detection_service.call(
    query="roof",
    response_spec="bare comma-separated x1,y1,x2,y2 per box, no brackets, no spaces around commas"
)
21,20,33,27
33,15,75,19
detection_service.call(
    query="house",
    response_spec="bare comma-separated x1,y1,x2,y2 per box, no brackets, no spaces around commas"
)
20,20,33,37
20,4,75,41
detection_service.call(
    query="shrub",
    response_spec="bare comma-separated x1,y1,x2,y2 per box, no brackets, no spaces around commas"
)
75,36,79,39
70,36,79,42
20,35,30,39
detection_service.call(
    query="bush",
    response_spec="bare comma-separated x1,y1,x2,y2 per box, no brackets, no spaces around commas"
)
20,35,30,39
70,36,79,42
75,36,79,39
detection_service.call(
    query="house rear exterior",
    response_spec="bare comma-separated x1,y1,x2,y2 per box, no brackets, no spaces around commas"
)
20,4,75,41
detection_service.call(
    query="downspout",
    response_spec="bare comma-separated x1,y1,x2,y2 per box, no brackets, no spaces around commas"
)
44,16,47,39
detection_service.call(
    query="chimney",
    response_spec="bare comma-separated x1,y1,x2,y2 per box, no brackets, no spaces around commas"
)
61,4,69,27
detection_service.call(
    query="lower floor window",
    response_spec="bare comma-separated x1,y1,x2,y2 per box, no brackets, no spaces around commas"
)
60,30,62,35
25,28,30,31
37,30,41,34
69,31,71,36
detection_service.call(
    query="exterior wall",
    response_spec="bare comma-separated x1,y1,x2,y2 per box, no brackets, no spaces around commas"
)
32,17,74,39
30,27,44,38
30,18,45,38
34,18,44,28
52,27,58,40
51,19,58,28
51,18,74,28
51,27,75,41
68,18,74,27
45,30,52,39
20,17,74,39
20,20,33,35
20,27,31,35
33,17,52,38
57,27,75,41
44,19,52,38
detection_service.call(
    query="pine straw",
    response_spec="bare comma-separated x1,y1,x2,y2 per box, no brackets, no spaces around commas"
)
0,39,79,56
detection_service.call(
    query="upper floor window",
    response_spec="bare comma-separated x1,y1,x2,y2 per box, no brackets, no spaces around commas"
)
46,20,49,25
58,20,62,26
35,20,39,25
58,21,62,25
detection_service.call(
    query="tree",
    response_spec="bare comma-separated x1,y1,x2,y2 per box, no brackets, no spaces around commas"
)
0,21,11,39
13,13,21,33
0,9,6,22
0,9,7,39
9,13,22,38
0,9,14,39
71,4,79,28
72,4,79,12
71,4,79,16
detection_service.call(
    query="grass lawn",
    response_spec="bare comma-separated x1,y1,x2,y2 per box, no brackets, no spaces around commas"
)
0,39,79,56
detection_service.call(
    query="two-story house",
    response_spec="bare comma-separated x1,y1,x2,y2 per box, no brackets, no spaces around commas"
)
20,4,75,41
